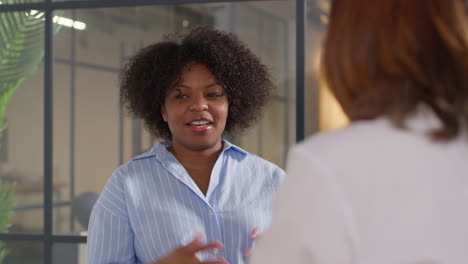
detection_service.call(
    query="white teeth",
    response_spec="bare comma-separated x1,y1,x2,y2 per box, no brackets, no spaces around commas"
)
190,120,210,126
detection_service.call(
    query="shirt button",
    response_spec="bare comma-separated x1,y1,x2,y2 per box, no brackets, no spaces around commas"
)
209,211,214,216
213,248,219,254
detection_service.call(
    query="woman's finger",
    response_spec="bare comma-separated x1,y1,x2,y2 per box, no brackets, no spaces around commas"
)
244,248,253,258
184,232,205,252
244,228,262,258
201,258,229,264
190,240,224,254
183,233,224,255
251,228,261,239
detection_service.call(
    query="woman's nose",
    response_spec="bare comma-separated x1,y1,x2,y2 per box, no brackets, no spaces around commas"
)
189,96,208,111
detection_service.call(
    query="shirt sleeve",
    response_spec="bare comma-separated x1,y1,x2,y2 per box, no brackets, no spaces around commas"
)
87,169,137,264
273,165,286,187
251,145,358,264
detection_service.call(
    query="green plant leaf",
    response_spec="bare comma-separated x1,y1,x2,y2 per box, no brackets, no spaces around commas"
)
0,2,62,262
0,180,15,263
0,7,62,130
0,10,45,135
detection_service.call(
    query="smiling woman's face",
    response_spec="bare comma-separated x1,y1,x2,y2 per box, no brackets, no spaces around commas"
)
161,63,228,152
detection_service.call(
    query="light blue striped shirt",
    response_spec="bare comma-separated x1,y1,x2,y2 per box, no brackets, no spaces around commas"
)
87,140,285,264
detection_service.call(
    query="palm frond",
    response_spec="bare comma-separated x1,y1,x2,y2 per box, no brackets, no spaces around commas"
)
0,4,62,262
0,180,15,264
0,7,61,128
0,11,45,91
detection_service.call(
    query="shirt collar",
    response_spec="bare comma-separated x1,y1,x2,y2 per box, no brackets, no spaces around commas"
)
144,139,247,163
144,139,247,202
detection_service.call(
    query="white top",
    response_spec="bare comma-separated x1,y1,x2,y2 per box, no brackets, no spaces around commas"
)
252,107,468,264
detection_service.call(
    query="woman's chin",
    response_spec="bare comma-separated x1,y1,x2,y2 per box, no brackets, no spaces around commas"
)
180,138,222,152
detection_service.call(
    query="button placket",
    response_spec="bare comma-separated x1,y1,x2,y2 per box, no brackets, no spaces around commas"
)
205,207,224,258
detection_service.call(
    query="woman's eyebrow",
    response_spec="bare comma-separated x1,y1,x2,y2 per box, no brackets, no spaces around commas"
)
206,83,222,88
174,83,220,89
174,84,191,89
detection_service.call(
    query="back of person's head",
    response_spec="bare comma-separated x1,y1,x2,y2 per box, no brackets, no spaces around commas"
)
322,0,468,140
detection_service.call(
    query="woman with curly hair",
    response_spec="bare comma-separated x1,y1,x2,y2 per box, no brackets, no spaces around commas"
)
87,27,284,264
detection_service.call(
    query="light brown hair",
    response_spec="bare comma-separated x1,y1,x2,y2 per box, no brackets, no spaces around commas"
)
321,0,468,140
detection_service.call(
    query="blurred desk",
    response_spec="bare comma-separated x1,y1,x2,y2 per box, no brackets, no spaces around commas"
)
14,181,66,193
12,181,67,232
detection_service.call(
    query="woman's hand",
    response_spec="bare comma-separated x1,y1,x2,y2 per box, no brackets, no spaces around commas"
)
153,233,228,264
244,228,261,259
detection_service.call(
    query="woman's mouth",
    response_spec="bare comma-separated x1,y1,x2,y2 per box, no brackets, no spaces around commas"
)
187,119,213,133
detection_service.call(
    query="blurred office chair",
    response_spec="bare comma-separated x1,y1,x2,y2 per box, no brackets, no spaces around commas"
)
71,191,99,230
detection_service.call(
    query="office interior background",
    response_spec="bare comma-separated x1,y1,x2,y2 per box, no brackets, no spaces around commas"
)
0,0,348,263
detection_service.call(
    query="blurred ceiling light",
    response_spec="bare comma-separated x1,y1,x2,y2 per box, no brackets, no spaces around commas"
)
53,16,74,27
53,15,87,30
182,19,189,28
27,10,44,19
72,21,86,30
24,10,86,30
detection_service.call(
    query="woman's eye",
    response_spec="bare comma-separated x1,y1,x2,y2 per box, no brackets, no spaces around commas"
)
175,94,188,99
207,93,223,98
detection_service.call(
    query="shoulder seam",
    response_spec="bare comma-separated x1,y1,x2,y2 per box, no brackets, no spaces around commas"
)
94,199,129,220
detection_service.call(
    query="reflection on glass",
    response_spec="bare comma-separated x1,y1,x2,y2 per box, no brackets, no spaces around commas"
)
307,0,348,133
234,2,295,165
52,2,295,235
1,241,43,264
0,0,43,4
0,10,45,234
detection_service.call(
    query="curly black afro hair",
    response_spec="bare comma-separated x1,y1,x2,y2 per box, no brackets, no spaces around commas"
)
120,26,274,141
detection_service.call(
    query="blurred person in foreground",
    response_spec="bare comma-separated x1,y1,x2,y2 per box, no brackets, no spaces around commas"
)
251,0,468,263
87,27,284,264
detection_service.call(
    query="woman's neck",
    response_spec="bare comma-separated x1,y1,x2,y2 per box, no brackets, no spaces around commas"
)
167,141,223,195
168,141,223,168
